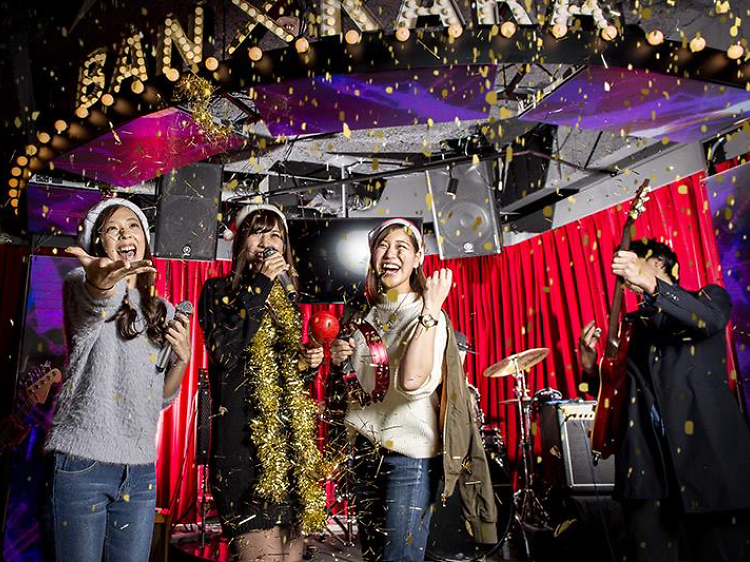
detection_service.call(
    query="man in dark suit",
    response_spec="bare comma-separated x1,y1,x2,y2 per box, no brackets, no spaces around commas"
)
579,239,750,561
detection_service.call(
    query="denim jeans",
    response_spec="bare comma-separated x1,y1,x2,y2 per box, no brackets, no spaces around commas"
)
48,453,156,562
353,437,440,562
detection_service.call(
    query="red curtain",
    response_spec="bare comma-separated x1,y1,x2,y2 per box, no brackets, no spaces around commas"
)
140,170,726,521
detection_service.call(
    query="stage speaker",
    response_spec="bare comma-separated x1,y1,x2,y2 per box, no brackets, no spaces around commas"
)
425,160,502,259
539,401,615,493
155,163,222,260
195,368,211,466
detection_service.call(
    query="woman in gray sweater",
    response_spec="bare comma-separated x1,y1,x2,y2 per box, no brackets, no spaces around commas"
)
45,198,191,562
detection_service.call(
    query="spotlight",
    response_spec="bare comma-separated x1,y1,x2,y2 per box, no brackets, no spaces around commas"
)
395,26,410,42
728,44,744,59
446,169,459,198
295,37,309,53
551,23,567,39
689,35,706,53
646,30,664,46
248,46,263,61
345,29,361,45
500,21,517,38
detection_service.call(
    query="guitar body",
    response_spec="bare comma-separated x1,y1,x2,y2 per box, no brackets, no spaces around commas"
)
591,318,635,460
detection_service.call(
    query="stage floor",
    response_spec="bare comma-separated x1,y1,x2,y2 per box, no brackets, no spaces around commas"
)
167,518,519,561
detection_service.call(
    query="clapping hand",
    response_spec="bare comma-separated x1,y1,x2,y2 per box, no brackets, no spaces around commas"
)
67,246,156,295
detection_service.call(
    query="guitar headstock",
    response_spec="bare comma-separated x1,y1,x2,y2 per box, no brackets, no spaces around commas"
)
22,362,62,406
627,179,651,221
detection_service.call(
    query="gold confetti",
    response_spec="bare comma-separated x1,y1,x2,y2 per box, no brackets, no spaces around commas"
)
684,420,694,435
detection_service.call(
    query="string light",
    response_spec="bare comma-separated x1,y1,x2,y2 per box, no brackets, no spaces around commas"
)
101,93,115,106
295,37,310,53
395,26,410,41
552,23,567,39
646,30,664,46
500,21,517,38
345,29,361,45
601,25,618,41
727,43,744,59
689,35,706,53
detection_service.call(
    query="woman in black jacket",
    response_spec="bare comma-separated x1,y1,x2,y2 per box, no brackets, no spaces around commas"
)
198,204,325,561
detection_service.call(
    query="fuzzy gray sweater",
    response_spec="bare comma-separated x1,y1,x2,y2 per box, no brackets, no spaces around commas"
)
45,267,176,465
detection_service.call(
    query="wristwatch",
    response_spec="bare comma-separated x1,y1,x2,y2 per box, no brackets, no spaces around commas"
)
418,313,439,329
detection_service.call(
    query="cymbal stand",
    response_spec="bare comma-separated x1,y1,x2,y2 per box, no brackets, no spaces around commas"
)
510,358,549,560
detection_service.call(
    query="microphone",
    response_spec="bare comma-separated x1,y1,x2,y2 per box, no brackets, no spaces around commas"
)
156,300,194,373
262,247,298,302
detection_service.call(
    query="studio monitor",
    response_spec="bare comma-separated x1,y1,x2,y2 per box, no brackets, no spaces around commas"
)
155,163,222,260
539,400,615,493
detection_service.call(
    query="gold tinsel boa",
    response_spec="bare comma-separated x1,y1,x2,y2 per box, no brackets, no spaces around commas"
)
245,282,327,533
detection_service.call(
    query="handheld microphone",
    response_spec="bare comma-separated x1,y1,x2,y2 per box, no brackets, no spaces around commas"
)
156,300,194,373
262,247,298,302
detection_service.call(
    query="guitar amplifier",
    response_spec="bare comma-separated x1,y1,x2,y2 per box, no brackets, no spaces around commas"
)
539,401,615,493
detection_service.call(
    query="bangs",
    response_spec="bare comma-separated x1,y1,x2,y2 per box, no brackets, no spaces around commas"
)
244,210,286,235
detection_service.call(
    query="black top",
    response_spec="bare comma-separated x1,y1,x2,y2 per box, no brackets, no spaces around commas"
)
615,279,750,513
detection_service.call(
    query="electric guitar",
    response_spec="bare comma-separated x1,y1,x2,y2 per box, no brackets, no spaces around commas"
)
0,362,62,454
590,179,650,461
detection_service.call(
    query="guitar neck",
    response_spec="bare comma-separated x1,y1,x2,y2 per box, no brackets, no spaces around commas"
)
604,221,634,358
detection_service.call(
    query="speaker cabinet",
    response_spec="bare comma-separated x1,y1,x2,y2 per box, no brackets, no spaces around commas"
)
155,163,222,260
425,160,502,259
539,401,615,493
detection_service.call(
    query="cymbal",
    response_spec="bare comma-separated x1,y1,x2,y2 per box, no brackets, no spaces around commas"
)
483,348,550,378
499,397,532,406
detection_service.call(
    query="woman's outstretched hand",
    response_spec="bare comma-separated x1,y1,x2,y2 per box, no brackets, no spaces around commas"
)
67,246,156,296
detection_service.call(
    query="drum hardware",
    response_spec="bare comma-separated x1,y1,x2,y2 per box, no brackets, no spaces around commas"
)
485,348,551,561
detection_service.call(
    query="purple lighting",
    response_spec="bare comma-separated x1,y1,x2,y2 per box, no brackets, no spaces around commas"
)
53,107,246,186
520,66,750,143
253,66,495,137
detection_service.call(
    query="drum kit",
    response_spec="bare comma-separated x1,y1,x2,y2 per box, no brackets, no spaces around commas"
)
325,346,554,562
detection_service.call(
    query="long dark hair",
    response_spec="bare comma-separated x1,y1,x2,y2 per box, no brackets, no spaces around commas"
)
90,205,168,346
364,224,427,301
230,209,298,291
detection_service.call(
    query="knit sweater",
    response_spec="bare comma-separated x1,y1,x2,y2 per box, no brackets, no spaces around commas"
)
45,267,176,465
344,292,447,459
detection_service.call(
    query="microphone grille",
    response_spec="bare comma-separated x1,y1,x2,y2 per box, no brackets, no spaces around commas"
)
262,247,277,258
176,300,194,317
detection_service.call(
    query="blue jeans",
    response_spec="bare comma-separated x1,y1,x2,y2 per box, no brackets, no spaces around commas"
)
48,453,156,562
353,437,440,562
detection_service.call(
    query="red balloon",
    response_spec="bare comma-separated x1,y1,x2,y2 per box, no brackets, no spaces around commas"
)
309,312,340,346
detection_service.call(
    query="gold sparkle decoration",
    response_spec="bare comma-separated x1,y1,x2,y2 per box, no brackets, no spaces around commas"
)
173,74,232,142
245,282,326,533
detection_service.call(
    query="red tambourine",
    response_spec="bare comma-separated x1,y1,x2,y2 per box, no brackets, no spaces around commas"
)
340,320,390,406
